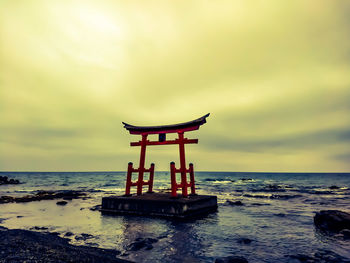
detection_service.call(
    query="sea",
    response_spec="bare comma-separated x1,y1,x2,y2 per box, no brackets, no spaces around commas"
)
0,171,350,263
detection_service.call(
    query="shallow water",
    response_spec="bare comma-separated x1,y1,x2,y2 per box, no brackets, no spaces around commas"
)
1,171,350,262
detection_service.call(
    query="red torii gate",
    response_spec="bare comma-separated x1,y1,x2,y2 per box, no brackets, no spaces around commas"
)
122,113,209,198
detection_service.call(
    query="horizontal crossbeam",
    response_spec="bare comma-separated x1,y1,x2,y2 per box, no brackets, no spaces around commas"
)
130,138,198,147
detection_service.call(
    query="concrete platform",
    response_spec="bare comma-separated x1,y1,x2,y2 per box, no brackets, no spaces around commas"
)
101,193,217,219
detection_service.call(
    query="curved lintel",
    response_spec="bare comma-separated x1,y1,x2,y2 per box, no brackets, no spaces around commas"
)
122,113,210,135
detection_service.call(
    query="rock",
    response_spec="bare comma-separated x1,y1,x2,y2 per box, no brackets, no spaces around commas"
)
314,210,350,233
329,185,340,190
0,176,20,185
90,205,102,211
226,200,244,206
289,250,350,263
236,238,252,244
126,237,158,251
30,226,49,231
340,229,350,239
75,233,94,241
65,232,74,237
56,201,68,206
240,178,253,181
0,227,129,262
1,191,86,204
215,256,248,263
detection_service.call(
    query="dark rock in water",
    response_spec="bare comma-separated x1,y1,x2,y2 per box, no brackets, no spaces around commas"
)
215,256,248,263
65,232,74,237
314,210,350,233
49,232,60,236
90,204,102,211
226,200,244,206
75,233,94,241
126,237,158,251
30,226,49,231
0,176,20,185
340,229,350,239
0,227,130,262
289,249,350,263
0,190,86,204
236,238,252,244
56,201,68,206
240,178,253,181
329,185,340,190
274,213,286,217
289,254,314,262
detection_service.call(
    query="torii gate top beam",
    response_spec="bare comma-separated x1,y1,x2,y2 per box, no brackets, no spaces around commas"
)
122,113,210,135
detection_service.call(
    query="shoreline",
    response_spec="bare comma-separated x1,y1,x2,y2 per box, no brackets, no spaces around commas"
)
0,226,132,263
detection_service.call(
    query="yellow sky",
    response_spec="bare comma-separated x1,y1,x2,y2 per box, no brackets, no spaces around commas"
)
1,0,350,172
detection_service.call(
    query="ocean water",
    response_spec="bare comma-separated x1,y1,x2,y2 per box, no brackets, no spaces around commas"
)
0,171,350,263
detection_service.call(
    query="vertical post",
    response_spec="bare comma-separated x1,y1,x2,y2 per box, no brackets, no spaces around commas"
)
189,163,196,195
137,134,148,195
178,132,188,197
170,162,177,197
148,163,155,193
125,162,133,196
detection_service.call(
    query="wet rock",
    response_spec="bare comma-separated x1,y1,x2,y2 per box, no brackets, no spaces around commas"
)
226,200,244,206
274,213,286,217
240,178,253,181
49,232,60,236
90,204,102,211
0,227,129,262
339,229,350,239
0,176,20,185
65,232,74,237
329,185,340,190
126,237,158,251
56,201,68,206
30,226,49,231
0,190,86,204
236,238,252,244
289,249,350,263
215,255,248,263
75,233,94,241
314,210,350,233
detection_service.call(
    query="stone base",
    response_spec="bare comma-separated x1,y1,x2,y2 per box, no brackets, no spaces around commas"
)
101,193,217,219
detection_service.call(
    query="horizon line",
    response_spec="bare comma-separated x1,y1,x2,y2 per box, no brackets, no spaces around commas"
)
1,170,350,174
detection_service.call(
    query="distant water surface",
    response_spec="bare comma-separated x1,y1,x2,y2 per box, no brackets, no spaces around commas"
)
0,171,350,263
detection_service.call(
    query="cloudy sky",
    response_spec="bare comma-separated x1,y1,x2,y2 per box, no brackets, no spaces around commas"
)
1,0,350,172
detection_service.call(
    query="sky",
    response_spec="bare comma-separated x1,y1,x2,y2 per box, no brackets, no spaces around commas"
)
1,0,350,172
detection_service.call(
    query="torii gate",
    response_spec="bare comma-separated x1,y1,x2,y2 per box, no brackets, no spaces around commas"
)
122,113,209,198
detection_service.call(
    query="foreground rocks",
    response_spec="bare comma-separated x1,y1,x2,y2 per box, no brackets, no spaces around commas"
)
0,190,86,204
0,226,131,263
289,249,350,263
215,256,248,263
314,210,350,234
0,176,20,185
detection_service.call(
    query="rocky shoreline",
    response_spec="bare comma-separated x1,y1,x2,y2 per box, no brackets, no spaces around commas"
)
0,176,20,185
0,226,132,263
0,190,86,204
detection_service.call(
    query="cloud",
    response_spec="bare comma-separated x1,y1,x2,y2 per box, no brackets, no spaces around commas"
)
1,0,350,171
